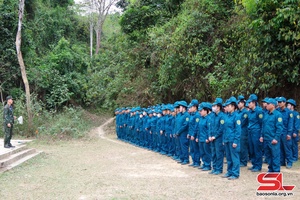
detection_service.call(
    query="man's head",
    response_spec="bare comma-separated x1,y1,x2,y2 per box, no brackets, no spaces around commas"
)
277,97,286,109
286,99,296,111
266,98,277,111
6,96,13,105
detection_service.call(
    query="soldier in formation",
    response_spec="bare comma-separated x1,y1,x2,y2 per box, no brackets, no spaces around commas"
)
115,95,300,179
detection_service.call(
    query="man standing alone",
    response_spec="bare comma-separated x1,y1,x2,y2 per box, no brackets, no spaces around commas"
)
3,96,15,148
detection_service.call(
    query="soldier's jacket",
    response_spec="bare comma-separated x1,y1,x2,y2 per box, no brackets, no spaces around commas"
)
3,104,14,126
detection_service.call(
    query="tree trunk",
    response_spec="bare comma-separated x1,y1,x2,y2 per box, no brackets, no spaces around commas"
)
16,0,33,134
95,28,102,54
0,86,4,107
90,20,93,58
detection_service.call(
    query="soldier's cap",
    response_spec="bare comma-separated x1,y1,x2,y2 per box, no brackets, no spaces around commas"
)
188,99,199,108
198,105,204,111
135,107,141,111
277,97,286,102
287,99,296,107
174,101,180,108
262,97,269,103
249,94,258,101
265,98,277,106
238,95,245,101
206,102,212,111
6,96,13,101
178,100,188,108
237,95,246,103
246,99,252,107
223,98,231,107
227,96,238,105
199,102,211,111
212,97,223,106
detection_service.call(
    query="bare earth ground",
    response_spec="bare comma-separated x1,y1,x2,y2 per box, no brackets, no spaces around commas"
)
0,117,299,200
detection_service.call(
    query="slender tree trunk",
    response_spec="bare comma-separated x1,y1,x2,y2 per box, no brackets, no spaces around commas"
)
16,0,33,134
0,86,4,107
90,20,93,58
95,28,102,54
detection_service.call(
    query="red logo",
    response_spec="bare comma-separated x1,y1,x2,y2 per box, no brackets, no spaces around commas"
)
257,173,295,191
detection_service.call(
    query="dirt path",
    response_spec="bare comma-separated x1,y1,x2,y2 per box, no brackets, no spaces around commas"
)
0,118,299,199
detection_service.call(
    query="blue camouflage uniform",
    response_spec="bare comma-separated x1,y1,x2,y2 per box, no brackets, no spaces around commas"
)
286,99,300,161
197,103,212,170
156,111,164,152
209,98,226,174
164,106,174,156
261,98,283,172
135,112,143,145
247,94,264,171
223,97,241,179
167,107,176,156
175,101,190,164
237,96,249,167
150,111,158,150
188,100,201,167
277,97,294,168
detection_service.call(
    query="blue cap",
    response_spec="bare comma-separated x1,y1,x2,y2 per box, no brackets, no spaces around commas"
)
178,100,188,108
223,99,229,107
277,97,286,102
262,97,269,103
237,95,245,103
238,95,245,101
227,96,238,105
249,94,258,101
246,99,252,107
198,104,204,111
212,98,223,106
203,102,212,110
188,99,199,108
148,110,153,114
287,99,296,107
266,98,277,106
174,101,180,108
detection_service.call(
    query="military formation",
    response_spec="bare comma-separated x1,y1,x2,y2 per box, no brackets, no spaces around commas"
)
115,95,300,180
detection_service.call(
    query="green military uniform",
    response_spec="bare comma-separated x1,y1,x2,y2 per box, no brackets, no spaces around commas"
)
3,98,14,148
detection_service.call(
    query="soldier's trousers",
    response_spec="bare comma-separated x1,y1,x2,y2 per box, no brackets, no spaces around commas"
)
4,126,13,146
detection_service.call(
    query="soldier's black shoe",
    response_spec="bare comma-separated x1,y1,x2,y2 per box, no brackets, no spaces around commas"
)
8,144,15,148
4,145,10,148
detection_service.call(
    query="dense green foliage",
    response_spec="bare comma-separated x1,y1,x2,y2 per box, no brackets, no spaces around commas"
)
1,0,300,113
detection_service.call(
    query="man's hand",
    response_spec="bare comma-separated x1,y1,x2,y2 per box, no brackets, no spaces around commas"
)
287,135,291,140
7,123,11,128
232,143,237,148
271,139,278,145
259,137,263,143
293,133,297,138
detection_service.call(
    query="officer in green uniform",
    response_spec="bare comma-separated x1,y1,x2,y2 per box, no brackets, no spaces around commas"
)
3,96,15,148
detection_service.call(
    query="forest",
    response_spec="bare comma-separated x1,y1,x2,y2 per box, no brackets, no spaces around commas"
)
1,0,300,111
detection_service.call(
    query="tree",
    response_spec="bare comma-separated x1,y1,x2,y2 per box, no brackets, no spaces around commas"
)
16,0,33,133
80,0,119,56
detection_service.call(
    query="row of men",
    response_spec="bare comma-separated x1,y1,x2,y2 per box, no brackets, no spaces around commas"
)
115,95,299,180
